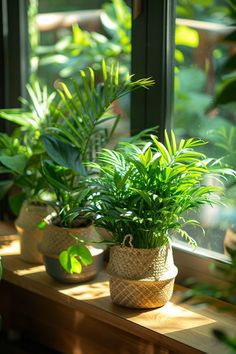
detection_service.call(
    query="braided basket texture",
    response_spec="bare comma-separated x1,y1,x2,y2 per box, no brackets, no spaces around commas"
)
107,245,173,280
39,223,101,256
107,242,178,308
15,201,49,264
38,221,105,284
110,268,177,308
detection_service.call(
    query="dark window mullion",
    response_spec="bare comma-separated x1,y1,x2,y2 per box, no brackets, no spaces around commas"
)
131,0,176,141
146,0,176,140
0,0,28,219
1,0,28,111
131,0,148,136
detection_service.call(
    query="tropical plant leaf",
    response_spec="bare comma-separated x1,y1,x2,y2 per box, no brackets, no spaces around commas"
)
0,110,38,128
42,135,85,175
59,244,92,274
85,131,229,248
41,160,71,192
0,154,27,174
49,60,155,161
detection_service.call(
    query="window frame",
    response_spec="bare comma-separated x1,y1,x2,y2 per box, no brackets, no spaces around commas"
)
0,0,28,219
0,0,232,284
0,0,28,113
131,0,176,139
131,0,231,285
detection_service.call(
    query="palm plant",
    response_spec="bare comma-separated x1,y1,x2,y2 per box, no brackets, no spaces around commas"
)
85,131,234,249
39,61,154,275
41,60,154,228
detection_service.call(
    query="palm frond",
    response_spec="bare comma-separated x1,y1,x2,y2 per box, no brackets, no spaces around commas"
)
46,60,155,162
86,131,231,248
0,81,57,131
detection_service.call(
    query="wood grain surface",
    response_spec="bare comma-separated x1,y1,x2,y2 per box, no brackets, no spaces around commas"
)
0,222,235,354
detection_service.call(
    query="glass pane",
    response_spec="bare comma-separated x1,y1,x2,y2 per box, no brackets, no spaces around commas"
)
174,1,236,254
28,0,131,146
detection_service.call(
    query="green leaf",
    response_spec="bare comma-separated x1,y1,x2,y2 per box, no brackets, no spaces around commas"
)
144,147,153,165
42,161,71,192
0,154,27,174
59,250,74,274
171,130,177,154
164,130,173,156
42,135,85,174
52,60,154,163
151,135,171,163
70,245,93,266
70,256,83,274
0,109,38,128
114,167,132,189
37,219,47,230
130,188,152,207
59,245,92,274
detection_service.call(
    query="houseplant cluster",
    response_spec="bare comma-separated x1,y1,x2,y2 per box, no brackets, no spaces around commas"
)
0,60,233,308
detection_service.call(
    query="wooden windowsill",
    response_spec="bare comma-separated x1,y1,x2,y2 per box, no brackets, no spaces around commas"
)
0,222,235,354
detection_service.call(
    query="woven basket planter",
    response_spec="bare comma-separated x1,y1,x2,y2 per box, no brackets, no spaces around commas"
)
107,244,178,309
39,221,104,283
15,201,49,264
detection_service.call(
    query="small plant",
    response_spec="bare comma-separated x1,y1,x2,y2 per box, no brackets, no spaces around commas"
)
39,61,154,275
41,60,154,228
85,131,234,248
0,81,59,214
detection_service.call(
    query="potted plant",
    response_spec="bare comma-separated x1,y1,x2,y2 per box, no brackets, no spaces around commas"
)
84,131,234,308
38,61,154,283
0,131,51,264
0,82,59,263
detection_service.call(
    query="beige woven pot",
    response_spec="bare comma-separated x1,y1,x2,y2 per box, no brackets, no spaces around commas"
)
107,240,178,309
107,245,174,280
39,222,102,255
39,221,105,283
15,201,49,264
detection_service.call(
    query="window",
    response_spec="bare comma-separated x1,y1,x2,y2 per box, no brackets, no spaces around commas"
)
1,0,235,281
132,0,236,282
28,0,131,147
173,0,236,257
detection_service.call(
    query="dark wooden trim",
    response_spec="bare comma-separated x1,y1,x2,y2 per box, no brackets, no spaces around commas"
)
131,0,176,140
0,0,28,111
0,1,5,119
